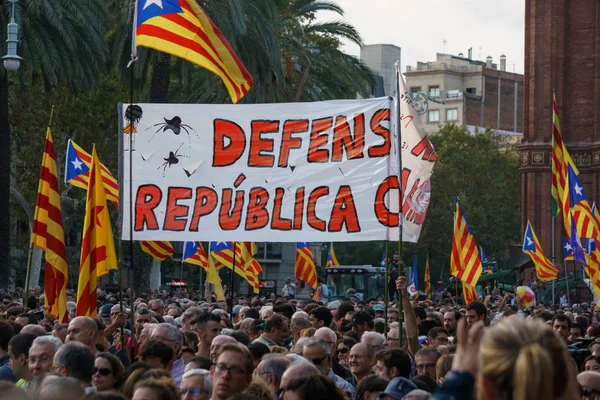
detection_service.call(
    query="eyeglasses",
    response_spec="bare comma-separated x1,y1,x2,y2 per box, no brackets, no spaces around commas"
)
94,367,112,376
337,347,349,354
435,337,449,343
215,363,246,377
581,385,600,397
416,363,436,371
181,388,208,396
309,355,328,365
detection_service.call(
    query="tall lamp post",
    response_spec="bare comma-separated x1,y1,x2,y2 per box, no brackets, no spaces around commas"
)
3,0,21,71
0,0,21,288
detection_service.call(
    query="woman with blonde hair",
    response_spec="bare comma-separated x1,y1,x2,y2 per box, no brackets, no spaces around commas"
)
435,354,453,384
435,317,578,400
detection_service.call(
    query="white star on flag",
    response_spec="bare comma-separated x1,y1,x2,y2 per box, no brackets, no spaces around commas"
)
143,0,163,10
526,237,534,247
564,242,573,252
71,158,83,170
574,183,584,196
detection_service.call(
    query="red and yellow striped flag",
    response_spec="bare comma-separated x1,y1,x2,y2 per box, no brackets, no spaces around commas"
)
76,146,118,317
462,282,478,305
424,255,431,299
586,250,600,306
296,242,317,289
31,128,69,323
140,240,175,261
450,201,483,288
522,221,559,281
134,0,253,103
234,242,261,294
551,92,578,217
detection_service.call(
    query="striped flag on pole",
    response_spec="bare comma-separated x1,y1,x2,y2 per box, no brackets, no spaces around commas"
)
522,221,559,281
141,240,175,261
31,128,69,322
296,242,317,289
551,91,577,217
450,200,483,288
182,241,208,269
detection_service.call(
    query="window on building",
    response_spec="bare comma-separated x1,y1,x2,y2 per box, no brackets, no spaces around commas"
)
446,108,458,121
466,87,476,94
410,86,421,93
428,110,440,123
428,86,441,97
257,243,282,260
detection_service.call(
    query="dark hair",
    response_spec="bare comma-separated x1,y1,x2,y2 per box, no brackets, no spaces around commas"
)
8,333,37,358
337,302,355,320
412,374,439,393
185,356,213,370
552,314,572,330
355,375,389,400
427,327,449,340
229,330,251,346
413,306,427,321
55,342,95,383
6,306,24,318
192,312,221,327
310,306,333,327
248,342,270,362
343,330,361,342
575,316,589,331
418,320,437,336
139,339,174,368
374,348,412,379
466,301,487,318
245,308,260,319
85,392,128,400
0,321,15,351
338,336,357,349
284,374,346,400
265,314,287,332
97,352,125,389
273,303,295,321
182,330,199,352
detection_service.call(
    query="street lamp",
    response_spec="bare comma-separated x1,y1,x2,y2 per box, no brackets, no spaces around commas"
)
2,0,21,72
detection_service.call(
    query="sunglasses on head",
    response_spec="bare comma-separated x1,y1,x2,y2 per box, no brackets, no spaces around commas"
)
94,367,112,376
337,347,349,354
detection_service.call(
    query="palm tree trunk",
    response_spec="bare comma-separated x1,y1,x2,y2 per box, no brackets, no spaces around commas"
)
149,52,171,103
0,71,12,288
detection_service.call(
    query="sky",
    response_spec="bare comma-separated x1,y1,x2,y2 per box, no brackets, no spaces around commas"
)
318,0,525,74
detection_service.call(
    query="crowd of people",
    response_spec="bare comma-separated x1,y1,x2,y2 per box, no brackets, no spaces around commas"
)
0,275,596,400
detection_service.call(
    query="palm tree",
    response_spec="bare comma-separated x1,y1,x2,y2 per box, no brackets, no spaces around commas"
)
0,0,109,288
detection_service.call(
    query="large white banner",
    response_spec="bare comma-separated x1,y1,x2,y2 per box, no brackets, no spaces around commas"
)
120,98,408,242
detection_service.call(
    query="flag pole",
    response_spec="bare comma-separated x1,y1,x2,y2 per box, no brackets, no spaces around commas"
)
24,106,55,310
551,216,555,305
384,240,389,334
395,61,404,345
229,243,237,318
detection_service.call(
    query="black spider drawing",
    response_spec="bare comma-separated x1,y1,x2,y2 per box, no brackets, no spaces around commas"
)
147,116,198,146
157,143,190,177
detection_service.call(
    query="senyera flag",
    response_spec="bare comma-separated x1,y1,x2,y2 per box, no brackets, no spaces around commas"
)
450,200,483,288
133,0,253,103
522,221,558,282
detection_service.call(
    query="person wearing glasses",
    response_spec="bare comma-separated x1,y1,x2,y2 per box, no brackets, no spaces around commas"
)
210,343,253,400
302,337,355,397
253,354,291,396
181,368,212,400
426,327,449,350
92,352,124,392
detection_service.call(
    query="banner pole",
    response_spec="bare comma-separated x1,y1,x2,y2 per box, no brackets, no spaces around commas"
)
229,243,237,319
384,240,389,334
551,216,555,305
395,61,404,346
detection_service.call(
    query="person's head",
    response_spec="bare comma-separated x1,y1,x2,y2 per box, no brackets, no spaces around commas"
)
301,337,331,376
585,356,600,372
132,377,179,400
385,327,403,349
570,323,584,341
193,313,222,347
148,299,165,316
361,332,386,356
313,327,337,354
443,311,460,335
578,371,600,400
0,380,32,400
14,313,32,328
0,321,15,353
290,313,311,341
264,315,289,345
209,335,237,364
414,348,440,378
134,308,153,334
210,343,254,399
39,375,85,400
465,302,487,329
93,352,124,392
427,327,449,348
355,375,389,400
279,361,320,390
139,339,174,369
336,336,356,367
349,343,375,381
375,348,411,381
281,374,346,400
51,323,68,343
67,316,98,348
151,322,183,362
309,307,333,329
53,341,95,385
350,311,374,334
478,317,577,400
8,333,36,380
552,314,572,342
181,368,212,400
435,354,453,384
29,335,62,379
254,354,291,392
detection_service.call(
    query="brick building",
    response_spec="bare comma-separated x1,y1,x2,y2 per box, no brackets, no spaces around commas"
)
404,53,524,139
520,0,600,269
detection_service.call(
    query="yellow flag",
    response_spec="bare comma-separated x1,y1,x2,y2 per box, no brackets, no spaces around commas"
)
207,253,225,302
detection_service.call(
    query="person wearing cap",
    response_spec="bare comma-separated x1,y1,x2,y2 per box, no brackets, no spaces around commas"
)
379,376,417,400
349,311,374,335
232,305,243,324
373,304,385,319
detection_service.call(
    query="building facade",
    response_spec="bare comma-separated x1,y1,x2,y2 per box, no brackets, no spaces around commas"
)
520,0,600,269
360,44,401,97
404,53,524,141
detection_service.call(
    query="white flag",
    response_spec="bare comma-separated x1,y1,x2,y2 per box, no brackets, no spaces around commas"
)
390,64,436,242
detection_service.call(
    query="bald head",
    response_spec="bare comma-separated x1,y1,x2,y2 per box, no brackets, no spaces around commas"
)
210,335,237,363
280,361,320,388
21,324,48,337
66,317,97,347
578,371,600,392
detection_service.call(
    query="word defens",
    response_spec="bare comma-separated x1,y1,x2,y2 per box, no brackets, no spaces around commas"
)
212,110,390,167
134,176,408,235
